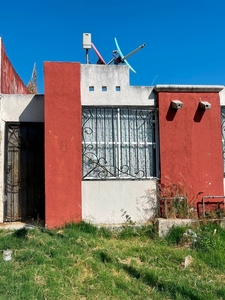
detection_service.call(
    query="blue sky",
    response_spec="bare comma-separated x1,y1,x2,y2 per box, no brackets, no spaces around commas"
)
0,0,225,93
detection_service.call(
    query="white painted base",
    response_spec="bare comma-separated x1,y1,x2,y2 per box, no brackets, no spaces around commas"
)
82,180,158,225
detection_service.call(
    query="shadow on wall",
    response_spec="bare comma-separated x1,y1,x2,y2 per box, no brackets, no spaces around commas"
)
148,89,157,106
166,104,178,121
19,95,44,122
193,104,206,122
165,101,207,122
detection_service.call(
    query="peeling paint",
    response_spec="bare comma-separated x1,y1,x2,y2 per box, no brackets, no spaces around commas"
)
1,40,29,94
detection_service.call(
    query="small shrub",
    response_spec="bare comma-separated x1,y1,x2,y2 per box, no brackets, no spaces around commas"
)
13,227,28,239
64,221,98,235
166,226,187,245
204,208,225,219
148,224,159,239
158,180,193,219
193,224,222,252
97,227,112,238
121,209,135,225
118,226,140,239
170,197,188,218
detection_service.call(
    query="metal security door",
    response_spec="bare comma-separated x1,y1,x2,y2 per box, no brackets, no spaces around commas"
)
5,123,44,222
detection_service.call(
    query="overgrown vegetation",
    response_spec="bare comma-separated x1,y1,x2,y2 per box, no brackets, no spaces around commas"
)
1,222,225,299
158,180,195,219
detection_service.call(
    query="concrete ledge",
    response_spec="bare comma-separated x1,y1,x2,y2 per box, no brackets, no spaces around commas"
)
156,218,196,237
0,222,41,230
156,218,225,237
154,85,224,93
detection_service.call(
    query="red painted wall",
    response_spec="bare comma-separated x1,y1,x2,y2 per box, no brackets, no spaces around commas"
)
1,39,29,94
44,62,82,228
158,91,224,210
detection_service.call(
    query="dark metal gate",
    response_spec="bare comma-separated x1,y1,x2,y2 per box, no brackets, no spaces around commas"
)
4,123,45,222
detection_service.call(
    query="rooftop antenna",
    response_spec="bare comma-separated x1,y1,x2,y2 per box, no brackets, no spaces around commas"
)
83,33,92,64
27,63,38,94
112,38,146,73
91,42,106,65
89,35,145,73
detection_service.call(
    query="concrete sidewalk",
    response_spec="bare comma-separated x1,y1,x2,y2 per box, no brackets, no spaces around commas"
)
0,222,41,230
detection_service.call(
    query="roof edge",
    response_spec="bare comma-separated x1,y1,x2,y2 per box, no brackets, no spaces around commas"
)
154,85,224,93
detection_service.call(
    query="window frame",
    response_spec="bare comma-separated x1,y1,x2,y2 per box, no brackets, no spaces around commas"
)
82,106,159,180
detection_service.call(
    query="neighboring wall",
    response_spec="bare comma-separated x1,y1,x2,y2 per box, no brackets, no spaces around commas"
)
156,85,224,212
0,94,44,222
81,65,158,224
0,38,29,94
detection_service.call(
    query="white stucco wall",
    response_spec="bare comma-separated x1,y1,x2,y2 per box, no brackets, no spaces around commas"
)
81,64,156,106
0,38,2,93
82,180,158,225
220,88,225,106
0,94,44,222
81,65,158,225
1,94,44,122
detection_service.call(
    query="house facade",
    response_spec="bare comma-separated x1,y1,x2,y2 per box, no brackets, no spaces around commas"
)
1,38,225,228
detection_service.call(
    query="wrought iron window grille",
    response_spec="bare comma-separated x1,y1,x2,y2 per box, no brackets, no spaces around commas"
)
82,107,157,180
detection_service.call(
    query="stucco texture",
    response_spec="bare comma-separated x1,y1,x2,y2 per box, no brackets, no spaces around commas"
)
158,91,224,207
0,38,29,94
44,62,82,228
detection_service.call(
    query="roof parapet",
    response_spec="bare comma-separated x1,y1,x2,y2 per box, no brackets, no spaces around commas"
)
154,85,224,93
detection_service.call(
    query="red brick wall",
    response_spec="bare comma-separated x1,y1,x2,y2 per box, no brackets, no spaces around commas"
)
44,62,82,228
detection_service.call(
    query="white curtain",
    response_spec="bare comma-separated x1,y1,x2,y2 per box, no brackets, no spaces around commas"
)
82,107,156,179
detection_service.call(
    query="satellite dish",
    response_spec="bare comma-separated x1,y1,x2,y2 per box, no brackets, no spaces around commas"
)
114,38,137,73
87,34,146,73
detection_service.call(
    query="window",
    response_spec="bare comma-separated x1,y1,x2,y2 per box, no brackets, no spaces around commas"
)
82,107,157,179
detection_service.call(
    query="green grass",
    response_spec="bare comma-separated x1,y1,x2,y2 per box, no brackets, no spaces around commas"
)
0,222,225,299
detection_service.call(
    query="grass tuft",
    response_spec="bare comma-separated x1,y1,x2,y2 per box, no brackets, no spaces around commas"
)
165,225,187,245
